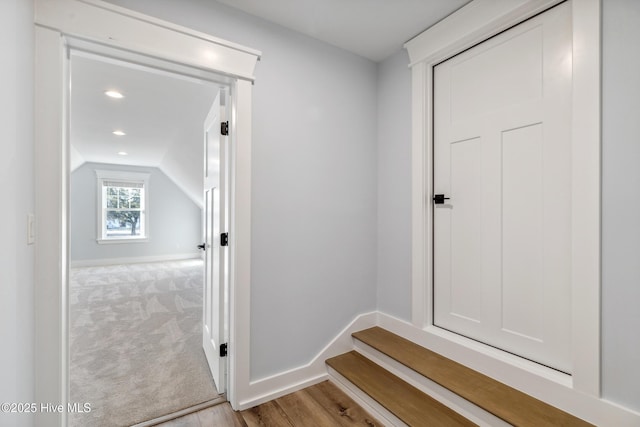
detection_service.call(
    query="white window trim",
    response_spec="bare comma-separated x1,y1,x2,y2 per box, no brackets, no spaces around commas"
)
405,0,600,403
95,170,150,243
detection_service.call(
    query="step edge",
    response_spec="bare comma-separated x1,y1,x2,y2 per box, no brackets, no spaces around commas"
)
327,351,477,427
327,366,408,427
353,341,510,427
353,327,592,426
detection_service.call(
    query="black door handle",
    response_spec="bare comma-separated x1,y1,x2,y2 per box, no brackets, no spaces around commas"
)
433,194,450,204
197,243,206,251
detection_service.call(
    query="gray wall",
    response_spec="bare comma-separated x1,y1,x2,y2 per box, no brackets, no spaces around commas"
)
70,163,201,262
104,0,379,380
601,0,640,412
376,49,412,321
0,0,35,425
4,0,636,418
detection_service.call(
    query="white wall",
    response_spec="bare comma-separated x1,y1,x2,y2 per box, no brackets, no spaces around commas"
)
376,49,412,321
70,163,201,263
601,0,640,412
104,0,379,381
0,0,35,426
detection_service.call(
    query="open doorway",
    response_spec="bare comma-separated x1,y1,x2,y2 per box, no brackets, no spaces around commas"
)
67,51,227,426
34,4,259,422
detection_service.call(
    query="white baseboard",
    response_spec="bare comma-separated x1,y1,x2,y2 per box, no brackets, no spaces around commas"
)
376,312,640,427
69,253,201,268
233,310,640,425
236,311,378,410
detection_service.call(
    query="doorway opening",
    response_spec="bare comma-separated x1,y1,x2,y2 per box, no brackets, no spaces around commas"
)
68,49,230,426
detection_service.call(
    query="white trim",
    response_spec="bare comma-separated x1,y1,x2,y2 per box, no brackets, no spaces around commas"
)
95,169,150,242
405,0,564,67
405,0,601,400
228,79,253,409
235,312,378,410
95,169,151,181
34,0,260,423
35,0,260,81
569,0,601,395
96,238,149,245
226,308,640,424
69,253,200,268
34,25,70,427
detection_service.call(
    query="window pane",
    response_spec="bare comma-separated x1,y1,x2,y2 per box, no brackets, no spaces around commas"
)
107,187,118,208
119,188,130,208
99,174,148,240
105,210,142,237
130,188,141,209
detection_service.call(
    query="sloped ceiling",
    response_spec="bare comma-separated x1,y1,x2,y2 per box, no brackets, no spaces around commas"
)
70,54,219,207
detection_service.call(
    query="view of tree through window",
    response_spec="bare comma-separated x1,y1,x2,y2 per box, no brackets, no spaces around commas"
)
105,185,142,237
96,170,149,241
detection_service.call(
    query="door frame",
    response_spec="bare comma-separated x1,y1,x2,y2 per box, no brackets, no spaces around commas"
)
34,1,259,425
406,0,600,397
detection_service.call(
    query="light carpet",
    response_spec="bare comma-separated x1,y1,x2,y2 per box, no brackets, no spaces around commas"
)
69,259,218,427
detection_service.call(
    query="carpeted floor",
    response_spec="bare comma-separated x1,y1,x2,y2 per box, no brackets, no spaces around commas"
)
69,259,219,427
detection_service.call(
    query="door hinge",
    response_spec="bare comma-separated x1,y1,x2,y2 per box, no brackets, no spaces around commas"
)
220,232,229,247
221,121,229,136
220,343,228,357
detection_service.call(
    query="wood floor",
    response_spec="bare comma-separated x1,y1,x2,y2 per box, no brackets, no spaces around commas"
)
155,380,380,427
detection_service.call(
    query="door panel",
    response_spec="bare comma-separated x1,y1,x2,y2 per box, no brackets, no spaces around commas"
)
433,2,572,372
450,137,483,323
501,123,544,341
202,90,228,393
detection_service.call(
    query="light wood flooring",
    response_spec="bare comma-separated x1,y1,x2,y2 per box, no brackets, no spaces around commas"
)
155,380,380,427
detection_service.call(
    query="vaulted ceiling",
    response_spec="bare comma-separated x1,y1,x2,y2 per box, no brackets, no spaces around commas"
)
70,54,219,207
70,0,471,208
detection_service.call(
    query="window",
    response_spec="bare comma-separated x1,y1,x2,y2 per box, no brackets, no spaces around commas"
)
96,170,150,242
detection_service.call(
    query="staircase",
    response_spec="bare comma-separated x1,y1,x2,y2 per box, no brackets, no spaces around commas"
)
326,327,594,427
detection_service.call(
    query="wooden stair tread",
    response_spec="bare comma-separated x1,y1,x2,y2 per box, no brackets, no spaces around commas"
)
353,327,593,427
327,351,477,427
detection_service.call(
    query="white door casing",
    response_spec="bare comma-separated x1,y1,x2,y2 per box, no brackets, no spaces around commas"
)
406,0,600,399
34,0,259,424
203,90,229,393
433,3,572,373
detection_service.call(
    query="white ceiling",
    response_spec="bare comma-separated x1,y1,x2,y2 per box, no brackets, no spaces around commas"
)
214,0,471,62
71,54,217,168
70,54,218,205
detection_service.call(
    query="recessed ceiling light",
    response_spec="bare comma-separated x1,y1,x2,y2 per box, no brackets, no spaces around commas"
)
105,90,124,99
117,151,128,156
112,130,126,136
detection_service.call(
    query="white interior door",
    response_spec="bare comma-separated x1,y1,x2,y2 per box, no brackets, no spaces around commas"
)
202,89,229,393
433,2,572,373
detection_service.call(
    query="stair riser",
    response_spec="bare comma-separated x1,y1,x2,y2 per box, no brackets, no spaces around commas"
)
327,366,408,427
353,340,510,427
